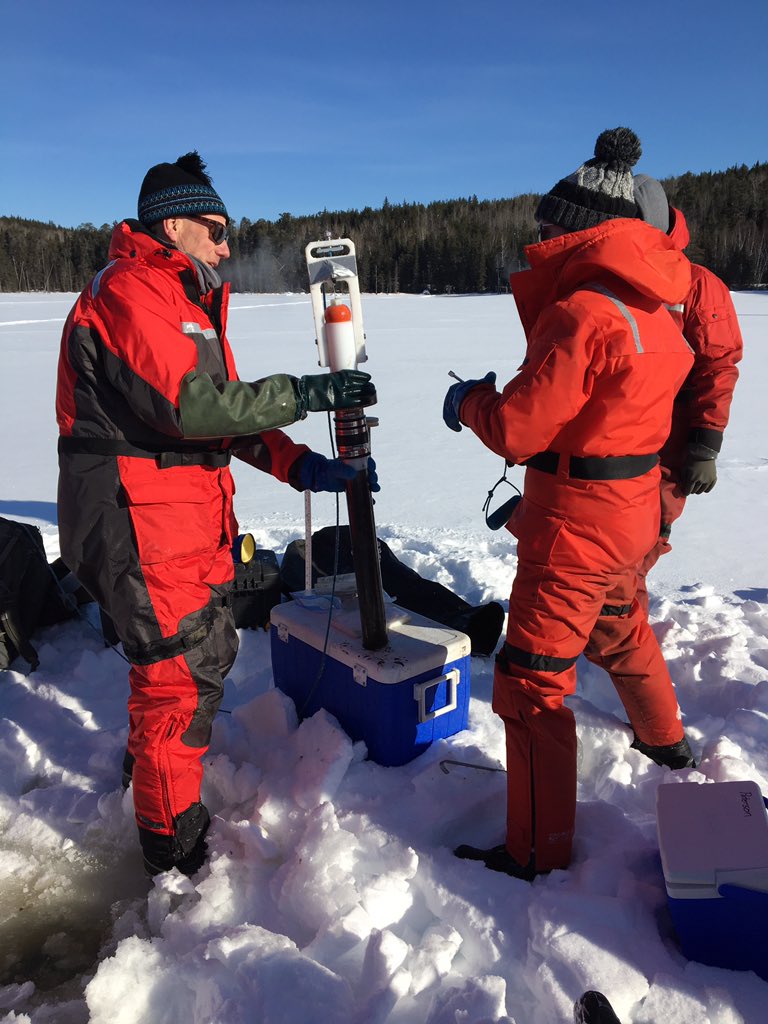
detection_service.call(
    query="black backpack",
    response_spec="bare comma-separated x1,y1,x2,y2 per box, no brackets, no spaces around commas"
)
0,517,77,672
230,549,282,630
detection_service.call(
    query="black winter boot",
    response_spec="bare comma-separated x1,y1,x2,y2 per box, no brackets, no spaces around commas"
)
454,843,538,881
631,734,696,770
140,802,211,877
574,991,622,1024
446,602,505,657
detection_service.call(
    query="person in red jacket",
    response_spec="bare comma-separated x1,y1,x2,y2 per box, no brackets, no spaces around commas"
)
443,129,695,879
631,174,743,609
56,152,376,876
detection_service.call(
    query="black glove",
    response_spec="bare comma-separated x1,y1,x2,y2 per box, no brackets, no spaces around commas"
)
294,370,377,415
680,443,718,495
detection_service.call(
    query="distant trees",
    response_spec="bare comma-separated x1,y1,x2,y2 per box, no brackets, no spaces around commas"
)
663,163,768,286
0,217,112,292
1,162,765,293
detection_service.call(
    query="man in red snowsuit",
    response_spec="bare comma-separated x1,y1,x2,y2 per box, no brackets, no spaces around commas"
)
56,152,376,875
632,175,743,609
443,129,695,878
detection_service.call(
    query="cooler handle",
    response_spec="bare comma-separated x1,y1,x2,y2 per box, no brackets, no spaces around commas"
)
414,669,459,724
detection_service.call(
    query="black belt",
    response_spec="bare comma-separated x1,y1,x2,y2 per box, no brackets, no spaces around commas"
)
524,451,658,480
58,436,231,468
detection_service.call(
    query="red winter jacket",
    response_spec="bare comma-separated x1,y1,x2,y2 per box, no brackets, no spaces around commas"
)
461,218,694,518
56,221,309,637
662,207,742,462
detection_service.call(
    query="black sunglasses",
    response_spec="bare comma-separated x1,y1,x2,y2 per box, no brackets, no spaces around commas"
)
536,221,562,242
185,215,229,245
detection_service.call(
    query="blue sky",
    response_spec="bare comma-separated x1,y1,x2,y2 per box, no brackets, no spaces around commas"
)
2,0,765,228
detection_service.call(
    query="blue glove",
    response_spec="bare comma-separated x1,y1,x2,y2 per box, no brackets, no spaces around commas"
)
443,372,496,432
298,453,380,493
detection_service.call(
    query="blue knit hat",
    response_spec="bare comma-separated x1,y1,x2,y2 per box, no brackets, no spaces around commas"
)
137,151,229,226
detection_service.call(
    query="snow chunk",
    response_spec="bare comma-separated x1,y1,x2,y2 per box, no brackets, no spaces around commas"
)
291,709,354,810
424,973,508,1024
408,923,463,995
272,802,361,940
357,926,410,998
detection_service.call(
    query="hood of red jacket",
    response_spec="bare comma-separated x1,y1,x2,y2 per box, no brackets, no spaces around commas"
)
527,218,689,304
108,219,194,272
667,206,691,251
512,218,691,334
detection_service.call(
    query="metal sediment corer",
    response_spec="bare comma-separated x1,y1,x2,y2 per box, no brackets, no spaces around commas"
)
324,303,387,651
305,238,388,651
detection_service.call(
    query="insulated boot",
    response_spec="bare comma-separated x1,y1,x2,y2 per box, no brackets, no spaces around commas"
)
454,843,538,881
140,802,211,877
631,734,696,770
574,991,622,1024
143,832,209,878
446,601,505,657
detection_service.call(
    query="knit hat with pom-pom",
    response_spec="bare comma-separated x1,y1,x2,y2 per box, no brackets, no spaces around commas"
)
535,127,642,233
137,151,229,226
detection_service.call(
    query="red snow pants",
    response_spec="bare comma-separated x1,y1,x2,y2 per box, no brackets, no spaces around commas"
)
493,472,684,872
635,418,689,613
635,465,687,614
113,459,240,859
126,596,237,839
57,450,240,865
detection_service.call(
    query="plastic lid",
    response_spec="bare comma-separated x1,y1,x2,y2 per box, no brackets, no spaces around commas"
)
657,781,768,891
271,599,470,683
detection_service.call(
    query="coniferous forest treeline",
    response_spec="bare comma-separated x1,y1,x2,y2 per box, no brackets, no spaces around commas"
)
1,162,766,294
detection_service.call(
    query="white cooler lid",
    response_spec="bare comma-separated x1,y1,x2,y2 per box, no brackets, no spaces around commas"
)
657,781,768,898
271,599,471,684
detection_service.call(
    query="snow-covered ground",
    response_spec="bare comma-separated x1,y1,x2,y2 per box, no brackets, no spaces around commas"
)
1,289,767,1024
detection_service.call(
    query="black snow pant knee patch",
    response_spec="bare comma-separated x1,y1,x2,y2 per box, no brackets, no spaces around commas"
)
180,598,238,747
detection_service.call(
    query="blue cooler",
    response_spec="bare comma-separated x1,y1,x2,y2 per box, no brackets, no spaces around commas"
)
270,598,471,767
656,780,768,979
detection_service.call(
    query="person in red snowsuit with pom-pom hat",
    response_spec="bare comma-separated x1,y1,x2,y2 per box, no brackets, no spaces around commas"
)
443,128,695,879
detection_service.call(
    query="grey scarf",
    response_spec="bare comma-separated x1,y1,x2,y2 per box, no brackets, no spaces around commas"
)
150,226,223,294
189,255,222,294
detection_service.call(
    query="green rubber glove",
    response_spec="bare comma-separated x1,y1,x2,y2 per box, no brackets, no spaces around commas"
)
294,370,377,414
